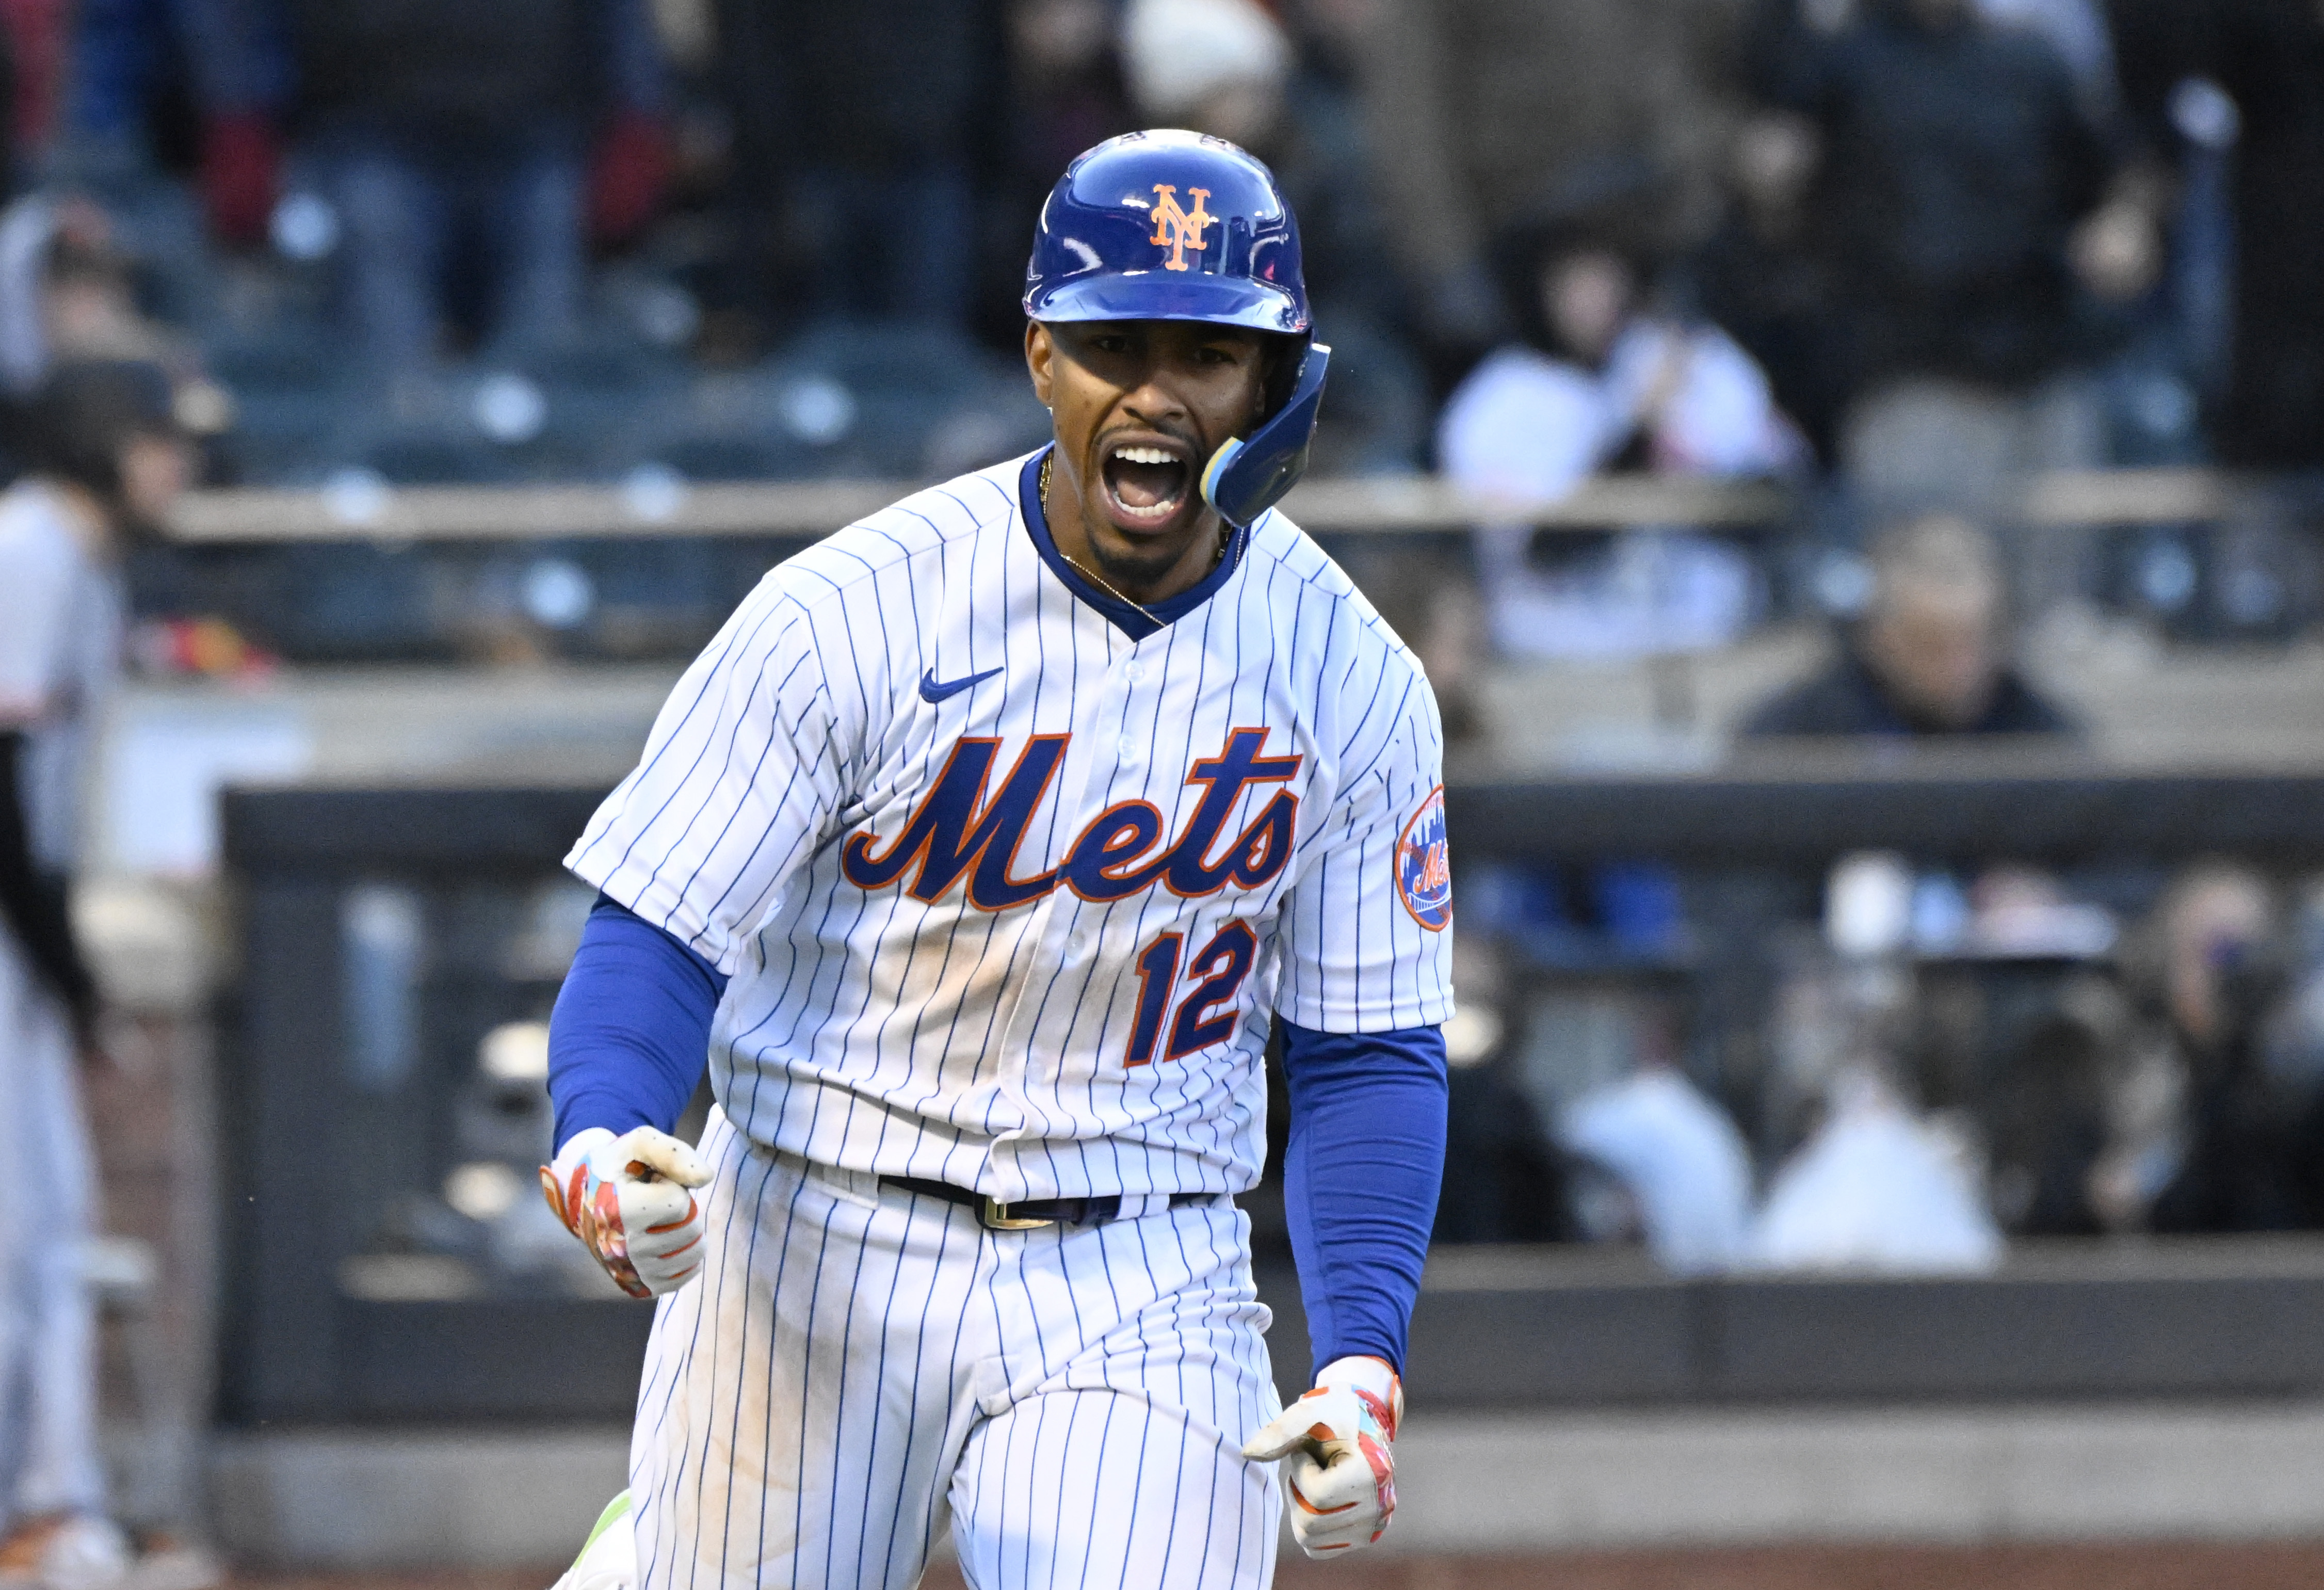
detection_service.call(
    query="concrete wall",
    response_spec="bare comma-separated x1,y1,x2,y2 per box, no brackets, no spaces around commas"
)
208,1401,2324,1568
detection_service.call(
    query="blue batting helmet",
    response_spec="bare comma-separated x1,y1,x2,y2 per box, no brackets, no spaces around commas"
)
1025,129,1328,527
1025,128,1310,334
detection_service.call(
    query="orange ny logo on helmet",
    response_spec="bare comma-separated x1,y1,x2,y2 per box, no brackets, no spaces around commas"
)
1149,184,1215,271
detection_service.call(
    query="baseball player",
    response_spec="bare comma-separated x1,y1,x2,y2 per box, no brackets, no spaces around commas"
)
541,129,1452,1590
0,363,193,1589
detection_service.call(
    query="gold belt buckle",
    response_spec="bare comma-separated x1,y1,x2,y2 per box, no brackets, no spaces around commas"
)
979,1196,1056,1231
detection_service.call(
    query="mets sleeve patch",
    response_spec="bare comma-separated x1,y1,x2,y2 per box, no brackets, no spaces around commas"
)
1394,786,1452,931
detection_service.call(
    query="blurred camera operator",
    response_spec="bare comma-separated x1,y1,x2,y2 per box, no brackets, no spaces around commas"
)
0,361,192,1588
2133,865,2305,1233
1744,512,2078,737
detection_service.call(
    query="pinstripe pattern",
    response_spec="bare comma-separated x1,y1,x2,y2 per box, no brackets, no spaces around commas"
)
568,452,1454,1206
633,1111,1282,1590
583,453,1448,1586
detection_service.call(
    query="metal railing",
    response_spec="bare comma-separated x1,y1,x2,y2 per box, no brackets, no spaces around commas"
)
165,468,2245,544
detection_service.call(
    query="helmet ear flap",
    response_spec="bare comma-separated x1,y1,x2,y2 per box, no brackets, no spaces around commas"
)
1202,342,1329,528
1260,332,1308,421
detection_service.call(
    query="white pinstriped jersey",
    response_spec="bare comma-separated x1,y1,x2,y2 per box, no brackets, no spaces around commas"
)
568,449,1452,1203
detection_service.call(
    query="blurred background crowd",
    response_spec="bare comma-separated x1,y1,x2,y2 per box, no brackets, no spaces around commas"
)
18,0,2324,1569
3,0,2323,1278
0,0,2308,656
0,0,2303,481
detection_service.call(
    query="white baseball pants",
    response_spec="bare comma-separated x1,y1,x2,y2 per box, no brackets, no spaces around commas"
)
0,934,105,1527
630,1111,1283,1590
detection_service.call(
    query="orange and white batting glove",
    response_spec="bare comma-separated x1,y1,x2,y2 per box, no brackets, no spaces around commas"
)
1240,1355,1403,1557
540,1127,711,1298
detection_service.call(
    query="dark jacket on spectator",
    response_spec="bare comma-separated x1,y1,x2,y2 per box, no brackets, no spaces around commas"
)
1691,206,1849,460
1743,646,2078,737
69,0,189,146
1759,0,2110,393
1329,0,1748,362
289,0,598,140
718,0,1000,174
2115,0,2324,468
171,0,662,142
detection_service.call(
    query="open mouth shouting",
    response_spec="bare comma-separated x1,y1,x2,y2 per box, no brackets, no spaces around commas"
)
1098,434,1197,534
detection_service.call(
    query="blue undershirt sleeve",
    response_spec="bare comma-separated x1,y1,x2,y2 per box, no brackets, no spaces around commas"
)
548,894,729,1152
1278,1019,1449,1378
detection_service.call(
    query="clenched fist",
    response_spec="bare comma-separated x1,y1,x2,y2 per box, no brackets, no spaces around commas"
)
540,1127,712,1298
1241,1355,1403,1557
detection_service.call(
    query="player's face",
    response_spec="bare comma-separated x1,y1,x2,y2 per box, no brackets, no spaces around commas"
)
1026,318,1271,603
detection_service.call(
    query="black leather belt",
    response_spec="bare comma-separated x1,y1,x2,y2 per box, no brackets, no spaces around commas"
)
880,1175,1214,1231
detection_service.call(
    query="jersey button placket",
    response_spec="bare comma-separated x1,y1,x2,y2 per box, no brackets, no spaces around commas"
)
985,724,1089,1183
1108,645,1146,780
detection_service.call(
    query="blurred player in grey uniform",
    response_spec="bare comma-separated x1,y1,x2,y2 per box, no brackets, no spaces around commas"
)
0,362,191,1589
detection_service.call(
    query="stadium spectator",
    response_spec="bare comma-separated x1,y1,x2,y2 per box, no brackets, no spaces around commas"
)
1326,0,1750,386
1979,0,2119,117
713,0,1002,336
1122,0,1286,151
1558,1065,1755,1274
1437,218,1801,660
1268,0,1411,334
0,197,198,395
1744,512,2077,737
1003,1,1131,289
60,0,201,202
1446,220,1805,498
1433,936,1574,1245
1120,0,1423,470
2132,864,2305,1233
1750,0,2154,507
2114,2,2324,469
1748,1067,2005,1273
1986,1000,2112,1235
0,4,36,181
0,361,192,1589
1690,111,1850,461
178,0,670,375
1122,0,1396,309
1011,0,1128,182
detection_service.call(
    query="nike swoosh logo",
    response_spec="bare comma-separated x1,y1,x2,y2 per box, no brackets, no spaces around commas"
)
919,666,1002,704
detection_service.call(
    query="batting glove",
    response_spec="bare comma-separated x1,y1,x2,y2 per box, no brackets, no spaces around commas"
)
1241,1355,1403,1557
539,1127,712,1299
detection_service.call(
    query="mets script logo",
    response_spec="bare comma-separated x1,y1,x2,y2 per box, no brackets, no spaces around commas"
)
1150,184,1214,272
1395,787,1452,931
841,728,1301,912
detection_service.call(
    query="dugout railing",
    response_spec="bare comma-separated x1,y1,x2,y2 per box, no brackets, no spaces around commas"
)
219,759,2324,1423
165,468,2228,542
147,464,2324,664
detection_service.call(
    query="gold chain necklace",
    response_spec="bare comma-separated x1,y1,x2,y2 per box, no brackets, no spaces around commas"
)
1040,451,1226,627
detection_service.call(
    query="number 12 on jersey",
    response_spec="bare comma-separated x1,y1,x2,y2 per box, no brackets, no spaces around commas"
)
1125,922,1260,1067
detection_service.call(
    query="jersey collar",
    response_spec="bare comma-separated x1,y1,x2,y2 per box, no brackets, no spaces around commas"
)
1019,446,1249,641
